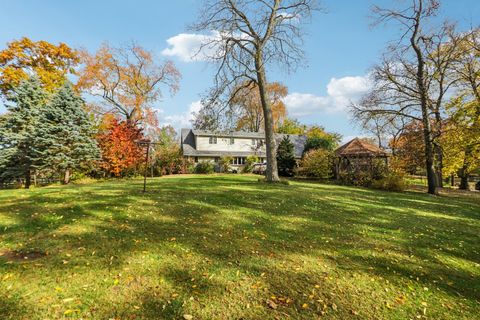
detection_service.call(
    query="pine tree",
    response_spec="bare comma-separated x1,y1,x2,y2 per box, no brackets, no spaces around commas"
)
0,77,47,188
276,135,296,177
34,82,100,184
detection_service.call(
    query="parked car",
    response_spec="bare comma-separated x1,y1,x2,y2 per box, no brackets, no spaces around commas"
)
252,162,267,175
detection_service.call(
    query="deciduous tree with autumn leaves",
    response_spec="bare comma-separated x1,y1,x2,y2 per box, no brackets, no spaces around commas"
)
0,37,79,95
77,43,181,126
96,117,145,177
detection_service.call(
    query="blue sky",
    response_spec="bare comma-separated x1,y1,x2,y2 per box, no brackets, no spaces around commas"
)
1,0,479,140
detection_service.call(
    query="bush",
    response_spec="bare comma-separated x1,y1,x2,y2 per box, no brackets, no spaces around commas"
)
371,158,388,180
299,149,333,179
371,173,408,192
339,170,373,187
194,162,214,174
219,156,233,173
243,155,259,173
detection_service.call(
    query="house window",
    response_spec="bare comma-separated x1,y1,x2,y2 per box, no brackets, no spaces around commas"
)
230,137,235,145
231,157,246,165
209,136,217,144
194,157,198,163
214,157,219,163
252,139,257,146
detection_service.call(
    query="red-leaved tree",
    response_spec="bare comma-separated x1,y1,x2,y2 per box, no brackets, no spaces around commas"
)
97,118,144,176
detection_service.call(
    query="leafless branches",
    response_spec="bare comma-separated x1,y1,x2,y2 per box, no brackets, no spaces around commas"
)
191,0,319,181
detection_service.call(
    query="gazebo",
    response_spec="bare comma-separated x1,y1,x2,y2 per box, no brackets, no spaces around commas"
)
334,138,389,179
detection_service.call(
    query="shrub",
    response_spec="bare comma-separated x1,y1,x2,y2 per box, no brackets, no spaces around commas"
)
372,173,408,192
194,162,214,174
243,155,259,173
219,156,233,173
299,149,333,179
180,158,195,174
339,170,373,187
371,158,388,180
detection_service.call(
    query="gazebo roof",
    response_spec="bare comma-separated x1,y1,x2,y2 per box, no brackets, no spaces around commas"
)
335,138,389,157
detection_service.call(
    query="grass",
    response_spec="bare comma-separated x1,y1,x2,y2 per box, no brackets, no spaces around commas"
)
0,174,479,319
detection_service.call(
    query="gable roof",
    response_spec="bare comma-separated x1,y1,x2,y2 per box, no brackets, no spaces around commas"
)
335,138,389,157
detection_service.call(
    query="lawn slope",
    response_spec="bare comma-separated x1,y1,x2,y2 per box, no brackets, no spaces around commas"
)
0,175,479,319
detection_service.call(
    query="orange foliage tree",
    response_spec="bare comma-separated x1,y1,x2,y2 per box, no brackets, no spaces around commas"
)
77,43,181,125
389,121,425,174
97,117,145,176
0,37,79,95
230,82,287,132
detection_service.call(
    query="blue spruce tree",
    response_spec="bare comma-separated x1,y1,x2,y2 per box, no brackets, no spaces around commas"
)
0,77,47,188
34,82,100,184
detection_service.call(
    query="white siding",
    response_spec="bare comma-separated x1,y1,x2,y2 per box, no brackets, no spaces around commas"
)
196,136,265,153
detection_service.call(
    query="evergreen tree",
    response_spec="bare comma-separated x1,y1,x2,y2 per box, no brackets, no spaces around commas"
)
276,136,296,177
0,77,47,188
34,82,99,184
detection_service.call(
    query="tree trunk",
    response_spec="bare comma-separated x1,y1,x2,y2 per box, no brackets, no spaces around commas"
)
459,174,469,190
25,169,31,189
255,54,280,182
63,169,71,185
458,150,471,190
434,143,443,188
410,6,437,195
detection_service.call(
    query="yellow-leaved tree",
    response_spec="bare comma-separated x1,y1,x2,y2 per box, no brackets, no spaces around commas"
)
0,37,79,95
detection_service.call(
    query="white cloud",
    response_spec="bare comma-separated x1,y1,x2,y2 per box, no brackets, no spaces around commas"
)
161,32,221,62
162,31,252,62
284,75,372,117
159,100,203,130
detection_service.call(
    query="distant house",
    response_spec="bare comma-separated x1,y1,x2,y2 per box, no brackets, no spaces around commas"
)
181,129,307,169
334,138,389,178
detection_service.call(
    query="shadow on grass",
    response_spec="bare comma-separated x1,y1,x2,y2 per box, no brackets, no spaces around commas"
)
0,175,479,318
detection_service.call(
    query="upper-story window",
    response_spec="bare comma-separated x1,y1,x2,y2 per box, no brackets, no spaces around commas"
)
209,136,217,144
252,139,264,147
229,137,235,145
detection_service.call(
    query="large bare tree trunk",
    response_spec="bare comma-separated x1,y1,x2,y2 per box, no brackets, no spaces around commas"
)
422,126,438,194
256,55,280,182
411,3,437,195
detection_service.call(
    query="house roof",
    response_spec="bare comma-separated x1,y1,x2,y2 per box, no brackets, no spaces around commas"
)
191,130,267,139
335,138,389,157
181,128,307,158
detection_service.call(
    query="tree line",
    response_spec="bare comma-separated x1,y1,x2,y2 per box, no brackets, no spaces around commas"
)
0,39,185,188
351,0,479,193
1,0,478,193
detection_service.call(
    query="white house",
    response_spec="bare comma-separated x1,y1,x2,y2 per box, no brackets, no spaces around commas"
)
181,129,307,169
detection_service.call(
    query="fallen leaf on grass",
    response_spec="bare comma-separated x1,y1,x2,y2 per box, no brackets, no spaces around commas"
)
267,299,278,309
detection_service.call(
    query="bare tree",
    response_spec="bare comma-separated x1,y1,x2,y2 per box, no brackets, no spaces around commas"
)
352,0,453,195
356,113,407,153
192,0,319,182
423,23,462,186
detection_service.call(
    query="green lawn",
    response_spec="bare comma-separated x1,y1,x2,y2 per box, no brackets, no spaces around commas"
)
1,175,479,319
